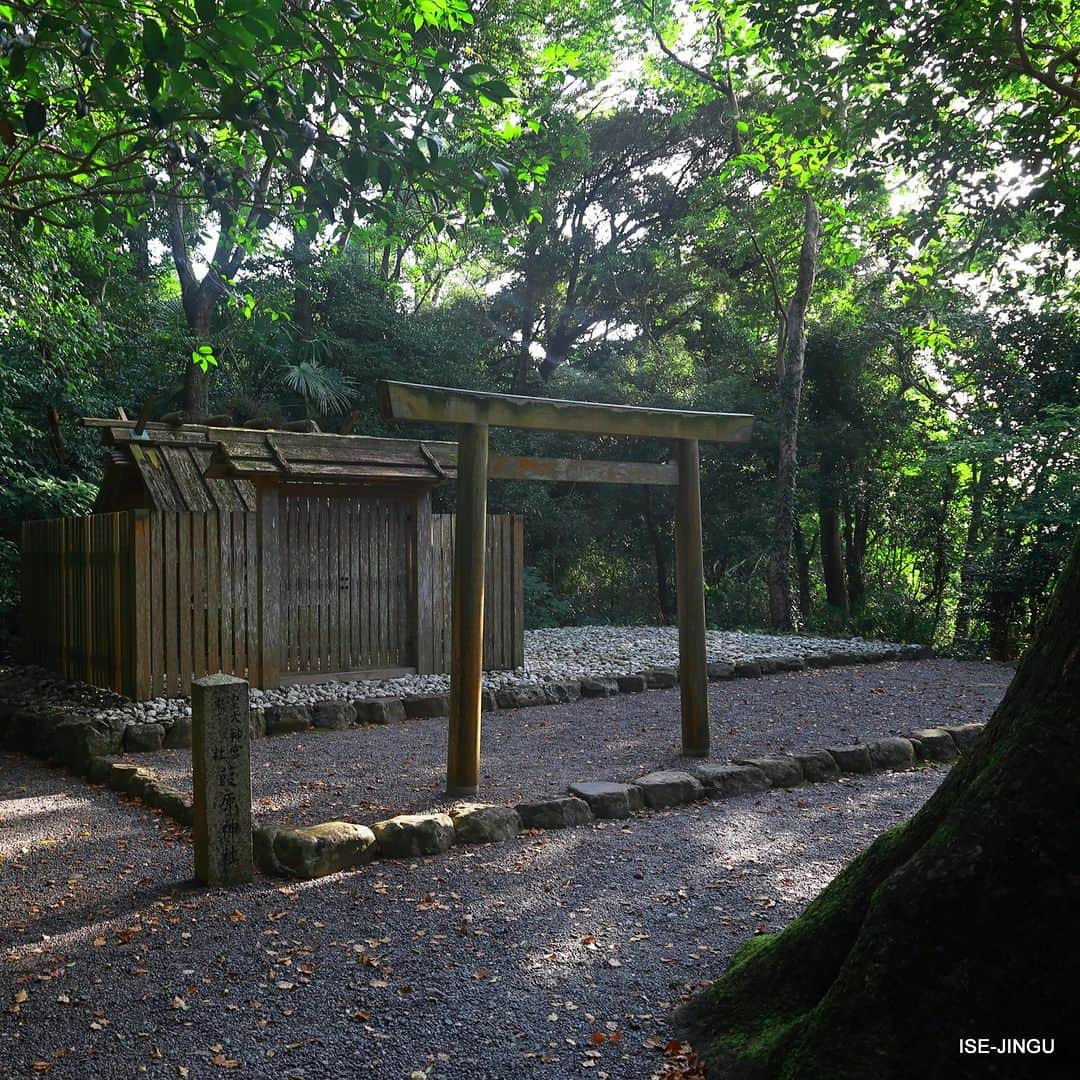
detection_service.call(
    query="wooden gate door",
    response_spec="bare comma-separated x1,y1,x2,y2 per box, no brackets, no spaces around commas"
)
278,489,415,681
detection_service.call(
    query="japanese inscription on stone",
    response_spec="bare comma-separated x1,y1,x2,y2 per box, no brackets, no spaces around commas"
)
192,674,253,885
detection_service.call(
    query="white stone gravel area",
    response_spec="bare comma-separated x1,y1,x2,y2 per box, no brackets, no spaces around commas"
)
6,626,907,727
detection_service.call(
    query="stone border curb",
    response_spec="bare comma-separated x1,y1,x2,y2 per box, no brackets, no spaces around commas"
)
60,719,981,881
0,643,935,760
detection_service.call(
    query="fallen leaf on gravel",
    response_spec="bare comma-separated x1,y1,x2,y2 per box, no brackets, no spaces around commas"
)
607,958,622,967
472,968,489,980
170,997,188,1011
14,989,28,1004
177,1067,189,1078
30,1062,52,1073
228,910,247,923
210,1054,239,1068
591,1032,606,1044
350,1010,369,1022
92,937,106,947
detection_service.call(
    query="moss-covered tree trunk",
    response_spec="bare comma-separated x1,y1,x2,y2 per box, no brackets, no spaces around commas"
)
678,532,1080,1079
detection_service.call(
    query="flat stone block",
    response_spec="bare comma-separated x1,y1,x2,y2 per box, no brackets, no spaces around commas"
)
568,781,643,818
481,689,498,712
495,685,549,709
273,822,378,878
109,762,157,795
643,668,678,689
733,755,804,788
312,700,355,730
249,709,267,740
542,681,581,704
943,723,985,751
154,786,193,825
264,704,311,735
164,715,192,749
372,812,455,858
691,763,770,798
403,694,450,719
706,661,736,680
252,825,285,876
51,715,124,765
757,658,781,675
124,723,165,753
579,678,619,698
734,660,763,678
774,656,807,672
827,744,874,774
866,736,916,771
616,674,648,693
796,749,841,783
450,804,521,844
908,727,959,763
515,796,593,830
84,757,113,784
806,653,833,668
632,770,704,808
354,698,406,726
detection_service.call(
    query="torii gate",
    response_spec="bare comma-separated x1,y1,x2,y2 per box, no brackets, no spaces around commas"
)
379,381,754,795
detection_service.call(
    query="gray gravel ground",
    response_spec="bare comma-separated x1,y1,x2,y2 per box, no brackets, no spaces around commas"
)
125,660,1009,827
2,751,949,1080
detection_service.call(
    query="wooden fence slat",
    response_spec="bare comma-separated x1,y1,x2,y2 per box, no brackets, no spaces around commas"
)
218,512,234,676
191,513,206,679
205,512,220,676
177,513,193,694
245,508,259,681
512,514,525,668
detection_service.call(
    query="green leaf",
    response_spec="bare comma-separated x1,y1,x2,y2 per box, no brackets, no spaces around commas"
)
195,0,218,21
23,100,47,135
142,19,165,61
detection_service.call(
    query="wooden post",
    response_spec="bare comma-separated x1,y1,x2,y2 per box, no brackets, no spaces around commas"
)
674,438,709,756
192,674,253,886
447,423,489,795
257,485,281,688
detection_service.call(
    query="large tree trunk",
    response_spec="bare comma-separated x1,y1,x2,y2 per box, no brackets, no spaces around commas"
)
168,198,238,424
953,458,989,647
676,531,1080,1079
819,451,848,614
767,195,820,631
842,484,868,611
642,486,675,626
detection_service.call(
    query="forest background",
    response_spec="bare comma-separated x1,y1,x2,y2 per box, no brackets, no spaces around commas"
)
1,0,1076,662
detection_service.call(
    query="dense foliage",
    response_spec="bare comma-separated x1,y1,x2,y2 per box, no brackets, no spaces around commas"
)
1,0,1076,659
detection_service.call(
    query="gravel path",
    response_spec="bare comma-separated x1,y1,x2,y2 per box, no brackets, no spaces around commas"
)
126,660,1009,828
2,751,948,1080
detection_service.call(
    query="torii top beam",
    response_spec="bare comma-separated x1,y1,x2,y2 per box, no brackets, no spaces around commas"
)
378,381,754,444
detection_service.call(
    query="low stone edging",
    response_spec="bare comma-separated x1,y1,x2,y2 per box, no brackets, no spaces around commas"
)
0,643,933,762
54,718,983,882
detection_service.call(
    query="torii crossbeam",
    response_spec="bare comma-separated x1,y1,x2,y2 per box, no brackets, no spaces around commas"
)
379,380,754,795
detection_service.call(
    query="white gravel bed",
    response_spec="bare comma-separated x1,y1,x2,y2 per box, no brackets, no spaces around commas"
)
2,626,909,727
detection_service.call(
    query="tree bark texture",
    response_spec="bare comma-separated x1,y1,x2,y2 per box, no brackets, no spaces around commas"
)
819,451,848,613
677,531,1080,1079
767,195,821,631
642,485,675,626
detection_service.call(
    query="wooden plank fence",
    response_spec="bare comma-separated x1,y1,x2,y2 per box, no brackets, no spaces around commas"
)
21,508,524,698
428,513,525,674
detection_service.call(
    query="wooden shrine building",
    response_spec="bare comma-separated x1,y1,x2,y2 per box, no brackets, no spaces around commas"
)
20,420,523,698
